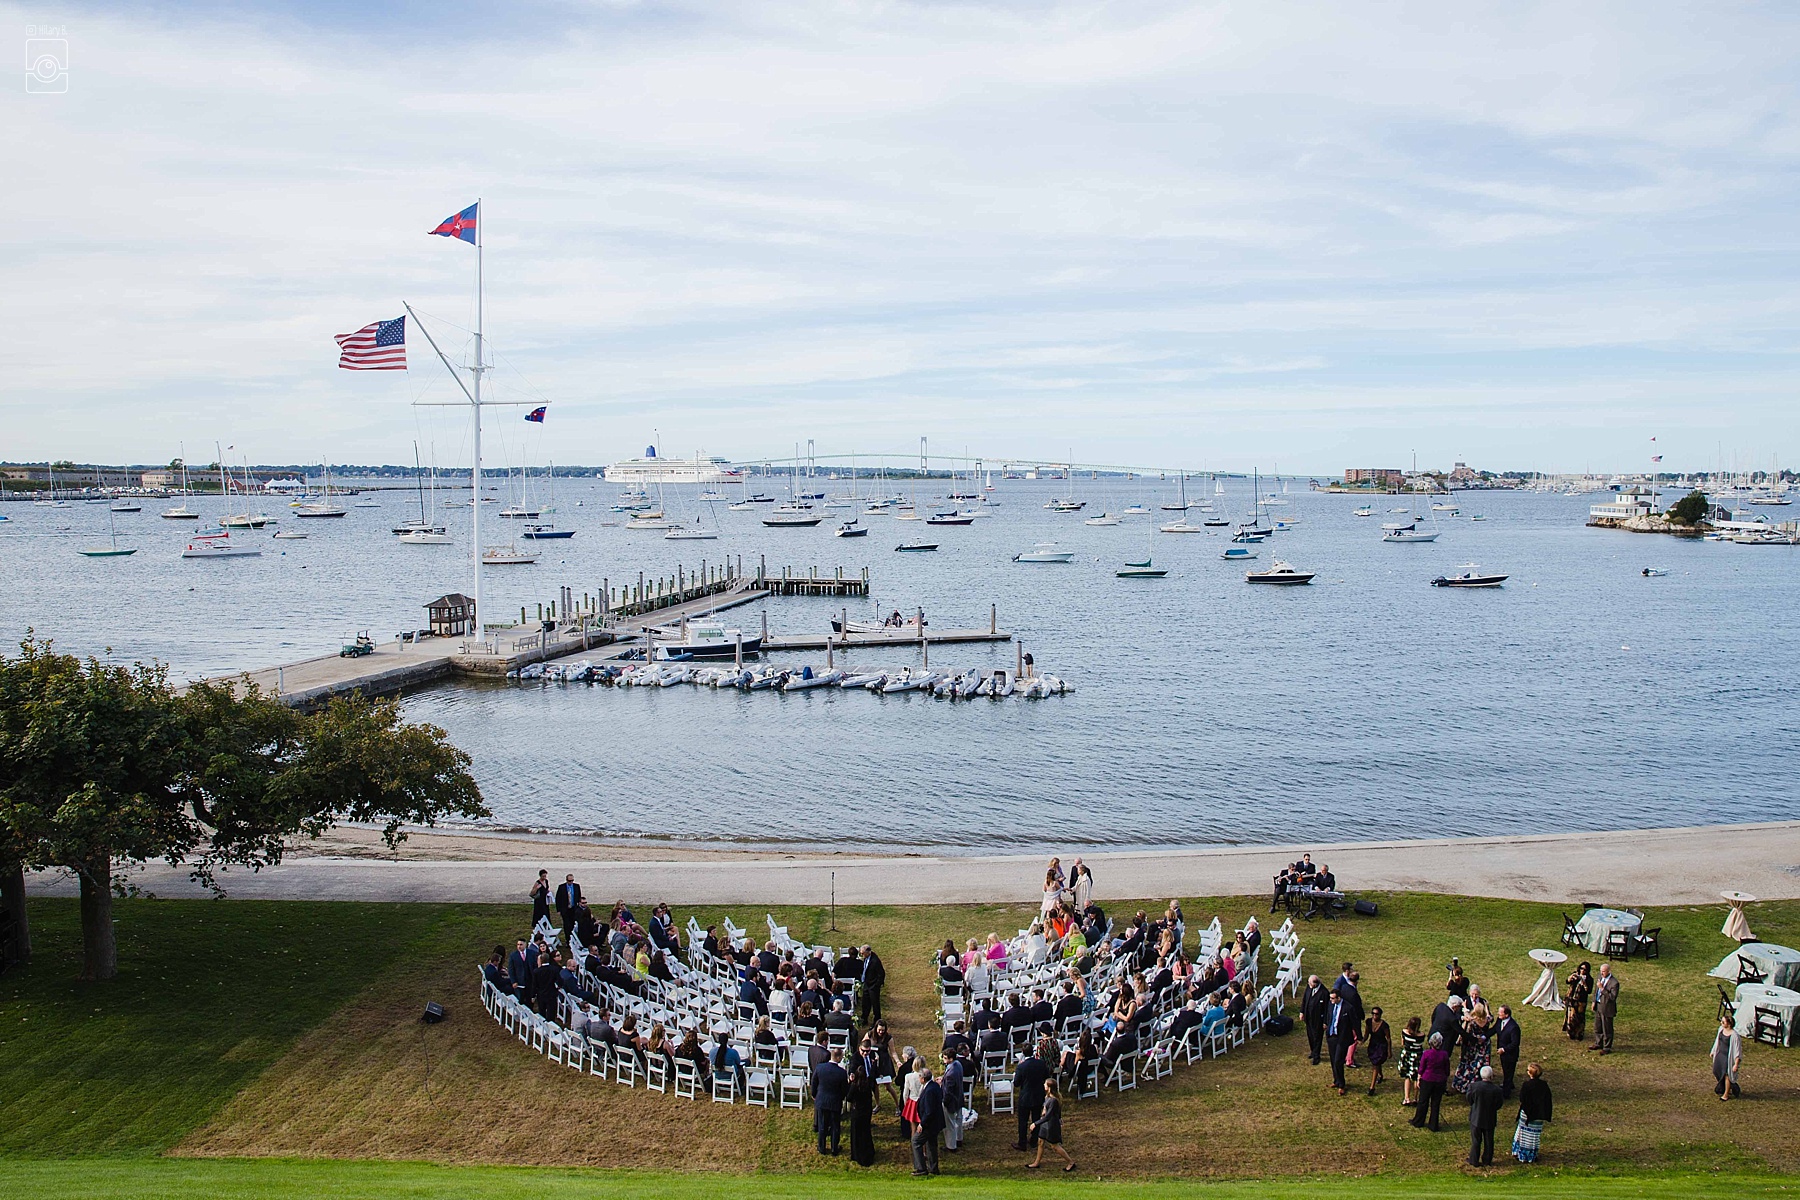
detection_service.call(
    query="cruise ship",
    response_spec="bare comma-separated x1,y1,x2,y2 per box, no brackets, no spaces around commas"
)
602,445,740,486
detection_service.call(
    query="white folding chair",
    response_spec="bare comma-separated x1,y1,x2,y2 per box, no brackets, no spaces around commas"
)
779,1070,807,1108
989,1076,1014,1114
711,1071,739,1103
745,1069,773,1107
1106,1054,1137,1092
1148,1038,1175,1081
615,1049,640,1087
1204,1025,1229,1058
588,1041,612,1079
647,1055,668,1093
674,1058,700,1099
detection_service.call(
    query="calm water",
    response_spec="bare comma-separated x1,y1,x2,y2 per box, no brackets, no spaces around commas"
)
4,480,1796,852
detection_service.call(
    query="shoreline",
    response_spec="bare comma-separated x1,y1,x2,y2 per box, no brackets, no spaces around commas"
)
26,819,1800,907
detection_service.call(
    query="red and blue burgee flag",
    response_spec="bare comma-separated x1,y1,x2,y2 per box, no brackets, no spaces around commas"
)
525,406,547,423
335,316,406,370
429,202,478,244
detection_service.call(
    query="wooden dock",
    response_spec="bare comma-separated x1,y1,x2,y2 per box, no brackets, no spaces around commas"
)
762,627,1010,651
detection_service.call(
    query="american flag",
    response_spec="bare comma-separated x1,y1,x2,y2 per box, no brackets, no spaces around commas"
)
335,316,407,370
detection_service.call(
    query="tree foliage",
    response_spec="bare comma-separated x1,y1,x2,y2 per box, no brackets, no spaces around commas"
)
1667,489,1709,526
0,638,487,979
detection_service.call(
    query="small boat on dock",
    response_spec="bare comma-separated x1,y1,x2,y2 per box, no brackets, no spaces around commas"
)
1431,564,1507,588
1246,559,1314,585
1013,543,1075,563
781,666,844,691
652,619,761,660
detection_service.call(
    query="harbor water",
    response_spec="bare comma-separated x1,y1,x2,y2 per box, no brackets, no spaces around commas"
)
4,480,1796,853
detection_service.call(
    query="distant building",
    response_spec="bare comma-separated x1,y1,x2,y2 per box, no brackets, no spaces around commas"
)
1344,468,1404,489
1588,487,1658,523
0,464,142,489
1449,461,1480,484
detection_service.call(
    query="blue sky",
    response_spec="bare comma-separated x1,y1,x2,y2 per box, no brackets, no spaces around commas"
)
4,1,1797,473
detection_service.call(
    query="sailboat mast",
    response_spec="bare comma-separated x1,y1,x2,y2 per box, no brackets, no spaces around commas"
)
471,198,486,627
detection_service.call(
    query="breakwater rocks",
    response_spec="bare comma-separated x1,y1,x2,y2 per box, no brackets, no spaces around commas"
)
1586,514,1706,538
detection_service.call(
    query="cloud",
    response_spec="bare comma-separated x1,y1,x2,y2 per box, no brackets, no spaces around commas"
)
2,0,1797,472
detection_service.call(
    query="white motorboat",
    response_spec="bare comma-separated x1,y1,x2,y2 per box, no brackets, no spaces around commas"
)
652,619,760,660
664,526,718,540
482,545,541,565
272,529,309,540
1221,545,1258,561
978,669,1015,697
1382,522,1439,543
1430,501,1459,514
293,501,347,518
625,515,677,530
1246,559,1314,585
1353,506,1374,517
1642,567,1669,577
837,670,889,689
763,506,822,527
881,667,940,693
398,529,452,544
1085,513,1122,526
1431,564,1507,588
1013,543,1075,563
832,613,925,635
1121,504,1151,517
835,519,868,537
1159,519,1205,533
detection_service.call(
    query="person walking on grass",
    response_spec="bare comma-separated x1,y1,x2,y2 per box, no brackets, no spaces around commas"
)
1712,1014,1743,1100
1410,1032,1451,1132
1512,1062,1553,1163
1397,1015,1425,1108
1363,1007,1391,1096
911,1063,944,1177
1027,1079,1075,1172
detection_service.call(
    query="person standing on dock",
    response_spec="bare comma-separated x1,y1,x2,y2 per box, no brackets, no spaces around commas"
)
554,873,582,938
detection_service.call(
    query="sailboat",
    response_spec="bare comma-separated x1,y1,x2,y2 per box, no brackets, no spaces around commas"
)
1117,521,1168,577
666,497,721,540
396,443,450,540
217,448,274,527
1046,455,1084,511
520,464,574,538
78,505,137,556
1161,473,1193,512
161,454,200,519
294,461,348,517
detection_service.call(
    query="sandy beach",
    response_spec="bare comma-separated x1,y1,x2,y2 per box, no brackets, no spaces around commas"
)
26,820,1800,907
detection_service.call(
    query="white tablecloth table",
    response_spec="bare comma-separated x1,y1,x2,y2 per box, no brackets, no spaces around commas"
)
1574,908,1641,954
1733,983,1800,1048
1710,943,1800,992
1721,891,1757,942
1523,948,1567,1011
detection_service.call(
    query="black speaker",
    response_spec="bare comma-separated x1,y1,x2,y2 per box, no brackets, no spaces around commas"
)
1266,1014,1295,1036
1354,899,1378,917
422,1001,446,1024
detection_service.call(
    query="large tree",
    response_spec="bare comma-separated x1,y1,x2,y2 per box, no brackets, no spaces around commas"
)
0,640,487,980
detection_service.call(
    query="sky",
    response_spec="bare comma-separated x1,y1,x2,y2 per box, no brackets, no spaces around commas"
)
4,1,1797,475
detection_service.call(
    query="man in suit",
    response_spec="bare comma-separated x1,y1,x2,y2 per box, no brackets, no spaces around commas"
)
1430,995,1463,1049
1315,865,1337,892
1169,998,1204,1046
573,900,600,948
811,1048,849,1155
1026,988,1054,1032
940,1052,966,1151
824,997,856,1038
1011,1045,1051,1151
506,938,533,1003
482,948,510,995
859,946,886,1025
531,949,563,1017
911,1064,944,1176
807,1026,831,1075
1326,988,1358,1094
1466,1064,1505,1166
1243,917,1262,959
1591,963,1620,1053
553,874,582,936
1494,1005,1522,1096
941,1020,973,1060
1052,982,1084,1027
1301,975,1329,1064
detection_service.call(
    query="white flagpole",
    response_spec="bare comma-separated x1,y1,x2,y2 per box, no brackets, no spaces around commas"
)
472,199,485,633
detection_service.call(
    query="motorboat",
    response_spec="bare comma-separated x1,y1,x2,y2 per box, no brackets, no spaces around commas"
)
273,529,310,540
664,526,718,540
836,670,889,689
727,501,756,512
1116,557,1168,578
1430,501,1459,514
1045,499,1084,512
1353,506,1374,517
652,619,761,660
977,669,1015,697
1013,543,1075,563
182,536,261,559
895,541,938,552
626,515,678,530
1431,564,1508,588
1382,522,1439,543
1231,528,1270,543
482,545,541,565
781,666,844,691
763,506,822,527
497,506,541,520
832,613,925,635
294,501,348,518
1085,513,1121,526
834,520,868,538
1642,567,1669,577
1159,519,1205,533
398,529,452,544
926,513,972,526
881,667,940,693
1121,504,1151,517
1202,516,1230,527
521,523,576,540
1246,560,1314,585
1220,545,1258,561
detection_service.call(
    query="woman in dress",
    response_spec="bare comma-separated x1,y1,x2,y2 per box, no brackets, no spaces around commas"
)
1396,1016,1425,1108
898,1046,923,1140
847,1060,876,1166
1562,962,1594,1042
530,869,552,928
1071,860,1094,912
1512,1062,1553,1162
1027,1079,1076,1171
1363,1006,1391,1096
986,933,1010,968
1041,869,1065,920
1712,1014,1743,1100
1450,1000,1492,1095
869,1020,900,1111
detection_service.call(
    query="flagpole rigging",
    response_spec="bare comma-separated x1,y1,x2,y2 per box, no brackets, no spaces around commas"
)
472,197,485,630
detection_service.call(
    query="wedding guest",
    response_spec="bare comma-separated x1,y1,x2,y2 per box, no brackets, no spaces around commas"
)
1711,1014,1743,1100
1397,1015,1425,1108
1562,961,1593,1041
1027,1079,1075,1172
1512,1062,1553,1163
1409,1032,1451,1131
1363,1006,1391,1096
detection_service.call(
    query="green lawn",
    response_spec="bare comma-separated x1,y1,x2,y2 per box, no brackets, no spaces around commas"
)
0,1159,1795,1200
1,891,1796,1195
